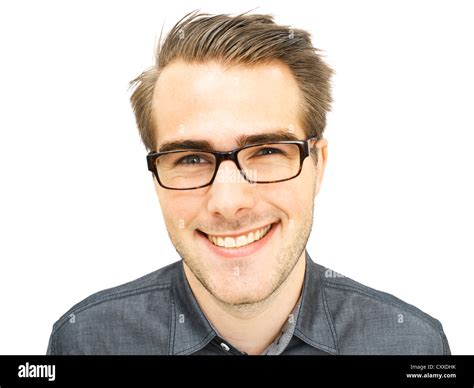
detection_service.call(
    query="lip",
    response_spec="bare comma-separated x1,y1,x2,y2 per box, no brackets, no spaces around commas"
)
195,221,280,259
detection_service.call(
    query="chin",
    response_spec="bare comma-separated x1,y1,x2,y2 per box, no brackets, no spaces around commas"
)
208,277,275,307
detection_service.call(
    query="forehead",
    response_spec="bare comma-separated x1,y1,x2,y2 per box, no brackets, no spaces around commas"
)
151,60,304,150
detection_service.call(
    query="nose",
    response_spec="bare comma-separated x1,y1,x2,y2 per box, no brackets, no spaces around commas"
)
206,160,256,219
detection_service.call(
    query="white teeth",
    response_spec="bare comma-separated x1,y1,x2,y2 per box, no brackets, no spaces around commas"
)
247,232,255,244
224,237,236,248
235,235,247,247
206,224,273,248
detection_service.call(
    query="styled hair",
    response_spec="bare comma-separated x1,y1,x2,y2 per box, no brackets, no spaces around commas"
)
129,11,333,151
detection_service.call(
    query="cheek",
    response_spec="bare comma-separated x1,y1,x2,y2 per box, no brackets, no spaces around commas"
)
158,190,205,231
260,164,316,218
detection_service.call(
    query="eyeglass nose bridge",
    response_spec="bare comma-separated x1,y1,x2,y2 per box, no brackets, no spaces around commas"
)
211,149,255,184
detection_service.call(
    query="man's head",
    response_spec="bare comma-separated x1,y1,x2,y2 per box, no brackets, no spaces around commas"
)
130,12,332,307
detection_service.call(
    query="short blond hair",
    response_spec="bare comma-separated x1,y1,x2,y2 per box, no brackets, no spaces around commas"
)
130,11,333,151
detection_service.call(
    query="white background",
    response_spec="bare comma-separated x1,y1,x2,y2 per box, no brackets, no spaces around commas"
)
0,0,472,354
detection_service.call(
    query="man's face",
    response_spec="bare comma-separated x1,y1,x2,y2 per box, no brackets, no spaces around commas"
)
151,60,327,306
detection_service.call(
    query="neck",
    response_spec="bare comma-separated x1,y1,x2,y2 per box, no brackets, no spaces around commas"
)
183,251,306,355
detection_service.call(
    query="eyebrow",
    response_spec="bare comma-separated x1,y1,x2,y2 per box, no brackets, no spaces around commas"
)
158,130,301,152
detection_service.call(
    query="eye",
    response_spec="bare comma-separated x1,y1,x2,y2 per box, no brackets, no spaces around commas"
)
253,147,285,157
175,154,212,166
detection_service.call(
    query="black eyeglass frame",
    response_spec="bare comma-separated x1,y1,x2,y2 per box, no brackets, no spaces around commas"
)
146,136,319,190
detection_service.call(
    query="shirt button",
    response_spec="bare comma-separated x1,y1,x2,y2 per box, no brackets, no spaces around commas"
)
220,342,230,352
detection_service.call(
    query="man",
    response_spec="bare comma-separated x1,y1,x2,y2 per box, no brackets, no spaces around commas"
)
46,11,450,355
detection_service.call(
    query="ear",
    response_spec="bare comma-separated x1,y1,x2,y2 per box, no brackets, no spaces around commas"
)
314,138,328,196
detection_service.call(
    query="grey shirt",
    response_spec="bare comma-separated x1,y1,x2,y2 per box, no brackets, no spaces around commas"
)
46,250,450,355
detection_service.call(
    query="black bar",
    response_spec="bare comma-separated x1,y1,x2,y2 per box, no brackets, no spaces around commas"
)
0,355,472,387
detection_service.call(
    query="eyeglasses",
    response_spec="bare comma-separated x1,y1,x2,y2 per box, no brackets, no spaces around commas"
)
147,136,319,190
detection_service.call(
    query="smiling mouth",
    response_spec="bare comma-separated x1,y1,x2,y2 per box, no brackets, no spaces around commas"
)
198,223,276,249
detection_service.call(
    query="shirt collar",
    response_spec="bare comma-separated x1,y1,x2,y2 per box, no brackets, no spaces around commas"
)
294,250,338,354
171,261,216,355
171,249,338,355
262,292,302,355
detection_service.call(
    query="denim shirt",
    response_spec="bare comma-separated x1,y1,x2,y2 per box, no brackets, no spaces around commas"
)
46,250,450,355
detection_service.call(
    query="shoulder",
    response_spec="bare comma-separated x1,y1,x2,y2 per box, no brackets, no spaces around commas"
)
47,261,180,355
316,263,450,355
